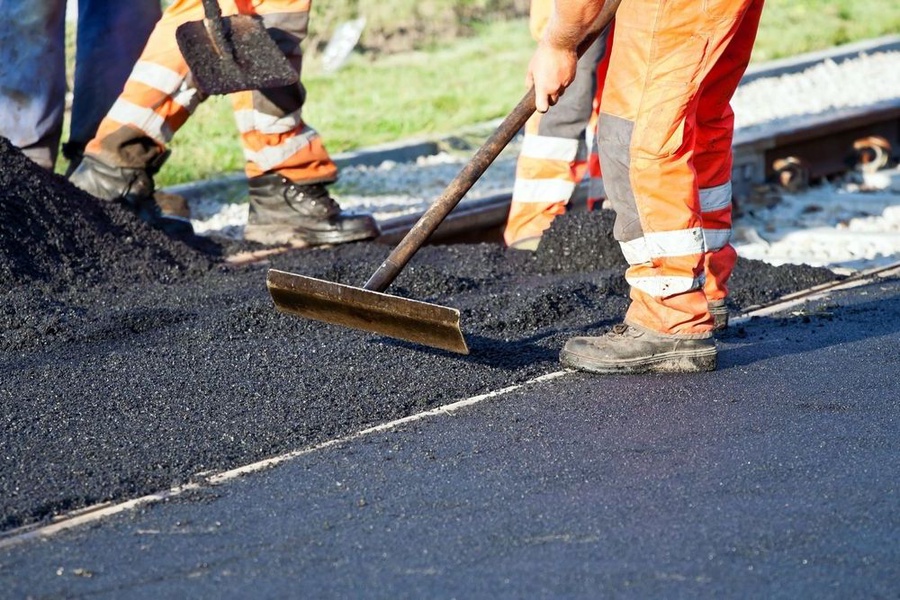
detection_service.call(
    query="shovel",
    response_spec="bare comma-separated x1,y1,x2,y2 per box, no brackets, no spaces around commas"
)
176,0,299,95
267,5,620,355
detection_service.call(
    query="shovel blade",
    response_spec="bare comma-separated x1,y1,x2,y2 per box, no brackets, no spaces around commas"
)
176,15,298,95
267,269,470,355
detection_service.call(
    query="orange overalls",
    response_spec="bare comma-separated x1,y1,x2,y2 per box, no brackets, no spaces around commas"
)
85,0,335,184
502,0,610,249
599,0,764,337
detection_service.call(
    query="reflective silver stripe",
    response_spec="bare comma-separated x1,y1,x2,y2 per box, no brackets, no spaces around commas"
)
618,228,705,264
699,181,732,213
118,61,199,131
130,61,185,95
512,178,576,204
588,176,605,199
243,126,320,171
171,81,201,115
619,237,651,265
520,134,579,161
105,99,172,144
626,274,702,297
703,227,732,251
233,107,303,135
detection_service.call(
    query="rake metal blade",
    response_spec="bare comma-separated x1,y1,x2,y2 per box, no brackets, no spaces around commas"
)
267,269,469,355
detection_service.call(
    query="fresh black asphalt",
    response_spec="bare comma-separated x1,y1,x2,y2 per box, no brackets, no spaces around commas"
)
2,272,898,599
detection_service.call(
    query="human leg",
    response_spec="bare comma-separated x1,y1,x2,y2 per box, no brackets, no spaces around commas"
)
65,0,162,167
238,0,378,245
0,1,67,169
503,23,609,249
68,0,205,234
694,0,765,330
78,0,206,170
561,0,760,373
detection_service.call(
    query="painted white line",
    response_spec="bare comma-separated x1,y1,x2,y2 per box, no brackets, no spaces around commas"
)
0,484,203,551
4,262,898,550
0,371,568,550
209,370,569,485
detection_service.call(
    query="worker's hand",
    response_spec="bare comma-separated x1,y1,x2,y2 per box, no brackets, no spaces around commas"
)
526,41,578,113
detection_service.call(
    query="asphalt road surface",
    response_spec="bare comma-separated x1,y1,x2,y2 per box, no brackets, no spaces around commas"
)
2,272,898,599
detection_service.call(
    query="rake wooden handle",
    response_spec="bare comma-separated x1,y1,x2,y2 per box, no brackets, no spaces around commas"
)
364,90,535,292
364,2,620,293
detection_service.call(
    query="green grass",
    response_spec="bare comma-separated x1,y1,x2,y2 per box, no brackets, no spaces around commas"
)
302,20,534,149
753,0,900,61
59,1,900,186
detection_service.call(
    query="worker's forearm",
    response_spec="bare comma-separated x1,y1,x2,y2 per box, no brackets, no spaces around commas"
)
541,0,606,51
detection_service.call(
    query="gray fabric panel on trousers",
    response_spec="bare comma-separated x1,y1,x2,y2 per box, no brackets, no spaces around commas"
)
597,112,643,244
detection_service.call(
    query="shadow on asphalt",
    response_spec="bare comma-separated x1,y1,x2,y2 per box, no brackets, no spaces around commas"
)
374,317,623,368
375,334,559,367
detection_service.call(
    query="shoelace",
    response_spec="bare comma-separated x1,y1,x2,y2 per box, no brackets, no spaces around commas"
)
284,182,340,214
610,323,630,336
285,184,338,210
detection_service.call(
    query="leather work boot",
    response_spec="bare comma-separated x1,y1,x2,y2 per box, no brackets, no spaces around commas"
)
559,323,717,374
708,299,729,332
68,153,193,236
244,174,380,246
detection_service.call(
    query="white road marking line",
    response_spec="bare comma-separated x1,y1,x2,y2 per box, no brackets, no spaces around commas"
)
0,372,568,550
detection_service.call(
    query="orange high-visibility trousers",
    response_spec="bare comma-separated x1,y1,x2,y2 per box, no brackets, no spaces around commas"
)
598,0,764,337
503,0,610,248
86,0,336,184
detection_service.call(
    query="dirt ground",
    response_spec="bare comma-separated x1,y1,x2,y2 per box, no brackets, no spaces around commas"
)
0,137,839,530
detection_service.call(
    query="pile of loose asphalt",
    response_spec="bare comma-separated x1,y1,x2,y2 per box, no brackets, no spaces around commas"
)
0,137,840,531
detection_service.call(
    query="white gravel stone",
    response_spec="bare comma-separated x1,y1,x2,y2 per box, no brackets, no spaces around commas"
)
734,51,900,132
734,169,900,271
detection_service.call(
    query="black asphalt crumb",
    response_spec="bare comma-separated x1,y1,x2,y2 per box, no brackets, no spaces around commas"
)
0,137,839,530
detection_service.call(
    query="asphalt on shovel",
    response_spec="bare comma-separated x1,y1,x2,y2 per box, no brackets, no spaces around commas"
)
267,4,621,355
176,0,298,95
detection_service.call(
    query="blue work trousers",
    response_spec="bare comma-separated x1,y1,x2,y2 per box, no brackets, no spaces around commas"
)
0,0,160,169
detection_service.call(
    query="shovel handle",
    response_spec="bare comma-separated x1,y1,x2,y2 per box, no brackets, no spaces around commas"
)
201,0,223,20
199,0,232,58
364,2,621,293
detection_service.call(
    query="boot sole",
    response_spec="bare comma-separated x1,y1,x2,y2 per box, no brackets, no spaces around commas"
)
560,347,717,374
244,224,378,246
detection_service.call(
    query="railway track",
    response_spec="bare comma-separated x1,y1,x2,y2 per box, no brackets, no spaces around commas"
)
372,104,899,245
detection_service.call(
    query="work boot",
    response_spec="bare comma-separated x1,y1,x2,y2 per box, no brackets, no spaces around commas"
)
245,174,379,246
559,323,717,374
708,299,729,332
69,153,193,236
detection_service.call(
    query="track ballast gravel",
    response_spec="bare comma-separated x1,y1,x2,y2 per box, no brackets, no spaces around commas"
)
0,138,839,531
